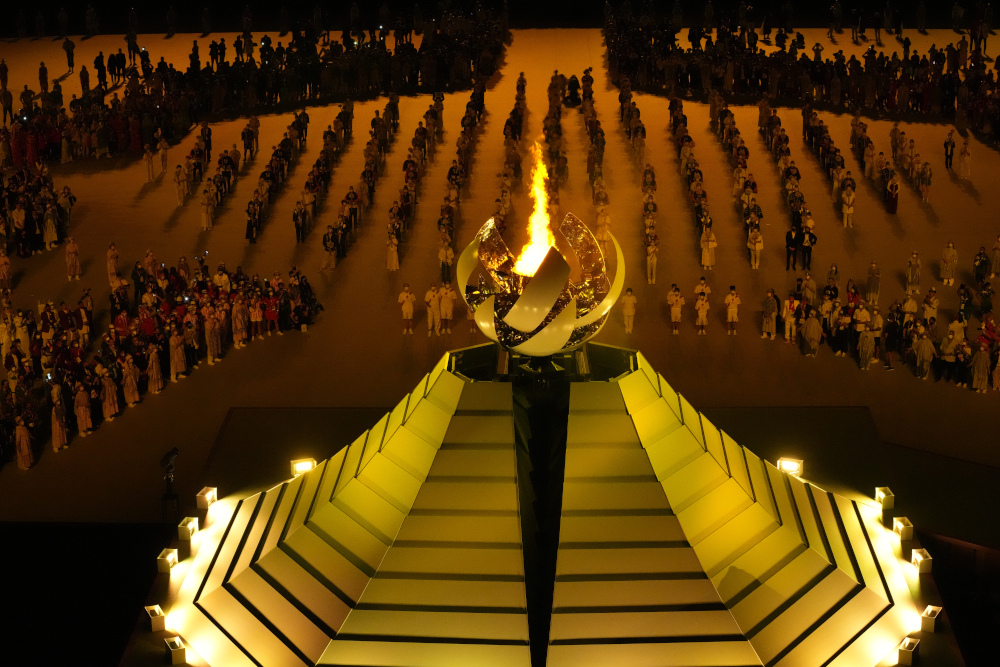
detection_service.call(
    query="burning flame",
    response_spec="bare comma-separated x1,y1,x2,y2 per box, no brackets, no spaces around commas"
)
513,143,557,276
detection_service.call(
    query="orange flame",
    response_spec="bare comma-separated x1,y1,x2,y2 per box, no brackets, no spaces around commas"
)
513,143,556,276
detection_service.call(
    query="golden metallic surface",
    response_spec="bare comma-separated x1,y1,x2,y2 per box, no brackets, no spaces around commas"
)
457,215,624,357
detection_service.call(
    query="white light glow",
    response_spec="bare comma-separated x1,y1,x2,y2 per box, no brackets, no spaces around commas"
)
290,458,317,477
875,486,895,509
777,457,803,477
196,486,218,509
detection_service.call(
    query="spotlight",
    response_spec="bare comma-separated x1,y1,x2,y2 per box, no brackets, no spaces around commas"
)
893,517,913,541
145,604,166,631
896,637,919,665
177,517,199,540
196,486,217,509
157,548,178,573
164,636,186,664
290,458,316,477
875,486,894,509
921,605,942,632
911,548,932,574
776,457,803,477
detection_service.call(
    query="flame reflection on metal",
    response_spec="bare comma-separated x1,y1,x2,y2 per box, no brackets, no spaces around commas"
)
457,213,624,357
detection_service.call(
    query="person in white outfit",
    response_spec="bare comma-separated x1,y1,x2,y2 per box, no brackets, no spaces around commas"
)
621,288,636,333
438,282,457,333
398,284,416,334
424,282,441,336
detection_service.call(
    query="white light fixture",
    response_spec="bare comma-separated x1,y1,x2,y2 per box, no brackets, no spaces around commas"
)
164,636,186,665
893,516,914,541
875,486,895,510
897,637,920,665
157,548,178,573
912,548,933,574
178,517,199,541
145,604,166,632
776,457,803,477
921,605,943,632
196,486,218,509
290,458,317,477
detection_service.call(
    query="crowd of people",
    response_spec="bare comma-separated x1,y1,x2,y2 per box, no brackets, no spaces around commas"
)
11,248,321,470
603,3,1000,145
385,98,438,271
0,165,77,259
241,111,309,241
610,74,1000,393
0,5,509,172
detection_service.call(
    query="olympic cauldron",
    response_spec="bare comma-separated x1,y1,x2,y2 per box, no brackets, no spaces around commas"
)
456,213,624,357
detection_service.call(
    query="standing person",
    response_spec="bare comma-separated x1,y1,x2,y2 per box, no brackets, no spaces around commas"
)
725,286,741,335
866,261,881,303
858,324,876,370
106,243,119,284
785,226,801,270
668,285,685,335
122,355,140,406
621,287,636,333
0,250,10,291
74,383,92,436
695,291,710,335
918,162,932,202
158,136,169,174
886,171,900,213
747,226,763,269
958,140,971,180
438,243,455,283
63,37,75,72
387,234,399,271
15,417,33,469
906,251,922,294
802,311,823,356
761,289,778,340
172,164,187,205
913,332,936,379
700,228,718,270
800,226,817,270
646,233,659,283
943,131,956,169
782,291,800,342
993,235,1000,279
322,226,338,270
438,282,457,334
146,342,164,393
169,327,186,382
971,343,992,393
143,145,154,182
398,283,415,334
941,241,958,285
52,397,69,451
231,296,249,349
424,283,441,337
201,189,214,231
841,186,855,228
100,370,119,422
65,236,81,281
974,246,992,288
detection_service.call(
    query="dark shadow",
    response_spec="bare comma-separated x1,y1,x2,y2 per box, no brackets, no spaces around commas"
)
161,204,186,232
924,203,941,227
896,269,908,291
131,180,158,205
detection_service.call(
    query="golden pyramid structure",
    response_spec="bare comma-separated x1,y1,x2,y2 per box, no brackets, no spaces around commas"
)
167,344,918,667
